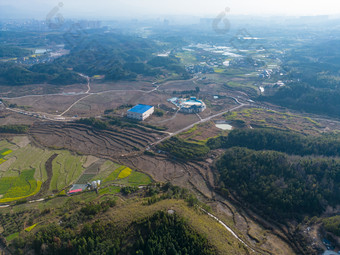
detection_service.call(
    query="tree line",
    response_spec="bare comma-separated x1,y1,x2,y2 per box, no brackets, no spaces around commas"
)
0,124,29,134
207,128,340,157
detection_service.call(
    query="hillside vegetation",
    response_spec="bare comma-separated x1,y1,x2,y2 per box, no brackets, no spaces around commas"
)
27,211,216,255
2,184,249,255
158,137,210,160
0,32,189,86
263,40,340,117
208,128,340,157
216,147,340,219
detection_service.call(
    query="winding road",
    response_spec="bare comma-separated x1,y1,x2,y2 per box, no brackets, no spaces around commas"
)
2,74,184,121
151,101,248,146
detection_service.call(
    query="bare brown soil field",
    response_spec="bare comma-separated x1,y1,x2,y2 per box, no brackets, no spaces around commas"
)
5,94,86,115
132,92,170,107
89,80,154,93
0,83,86,98
178,121,223,142
0,111,36,125
150,112,200,132
29,122,166,158
159,79,198,93
200,97,238,119
64,91,145,117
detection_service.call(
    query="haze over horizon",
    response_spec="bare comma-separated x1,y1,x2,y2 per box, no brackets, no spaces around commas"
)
1,0,340,20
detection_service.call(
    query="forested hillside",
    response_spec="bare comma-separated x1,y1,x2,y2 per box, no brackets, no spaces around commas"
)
21,211,215,255
0,32,189,86
262,40,340,117
216,147,340,219
208,128,340,156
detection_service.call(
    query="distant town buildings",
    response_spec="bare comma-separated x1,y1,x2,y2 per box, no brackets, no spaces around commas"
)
127,104,154,121
186,64,214,74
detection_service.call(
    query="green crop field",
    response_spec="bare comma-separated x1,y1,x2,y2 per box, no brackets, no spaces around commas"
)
224,108,322,135
76,174,96,184
50,151,86,191
0,169,42,203
128,171,152,186
92,161,121,181
5,232,19,242
0,142,54,182
103,165,151,187
0,137,153,202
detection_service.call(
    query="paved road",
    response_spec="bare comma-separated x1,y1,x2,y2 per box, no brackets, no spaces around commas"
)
151,103,248,146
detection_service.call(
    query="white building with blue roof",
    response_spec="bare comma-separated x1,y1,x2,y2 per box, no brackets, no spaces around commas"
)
127,104,154,121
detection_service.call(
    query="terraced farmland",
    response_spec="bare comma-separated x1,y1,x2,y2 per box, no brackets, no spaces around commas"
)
30,122,166,158
0,148,12,165
103,165,151,187
0,169,42,203
0,136,153,202
50,151,86,192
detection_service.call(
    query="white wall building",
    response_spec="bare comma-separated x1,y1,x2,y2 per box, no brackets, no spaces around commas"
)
127,104,154,121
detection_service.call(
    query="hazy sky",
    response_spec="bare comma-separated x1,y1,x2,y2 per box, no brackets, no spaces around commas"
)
1,0,340,19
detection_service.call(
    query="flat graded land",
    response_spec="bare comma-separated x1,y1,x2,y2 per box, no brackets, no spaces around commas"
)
224,107,324,135
177,121,224,143
88,80,155,93
0,83,86,98
5,94,86,115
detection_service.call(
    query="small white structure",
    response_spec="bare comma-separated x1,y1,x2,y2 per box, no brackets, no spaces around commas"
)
127,104,154,121
91,180,101,190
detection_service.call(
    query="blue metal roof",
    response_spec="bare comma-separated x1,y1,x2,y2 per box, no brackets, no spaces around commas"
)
128,104,153,114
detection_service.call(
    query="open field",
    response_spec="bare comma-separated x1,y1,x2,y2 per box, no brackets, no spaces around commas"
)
89,80,155,93
159,79,199,94
204,73,259,96
90,160,120,181
50,150,86,192
0,140,54,182
150,112,200,132
224,107,324,135
103,165,151,186
0,111,36,126
64,91,145,117
73,158,151,188
177,121,223,143
0,169,42,203
5,94,86,115
0,83,87,98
